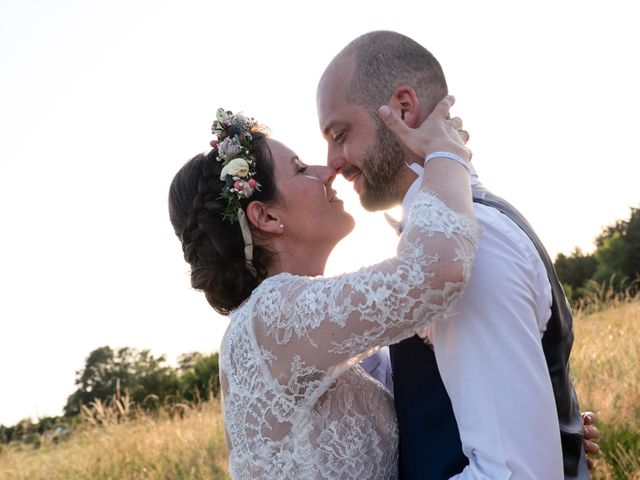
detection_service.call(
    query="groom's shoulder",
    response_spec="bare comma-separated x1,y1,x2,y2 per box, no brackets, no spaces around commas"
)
472,201,541,267
466,202,552,320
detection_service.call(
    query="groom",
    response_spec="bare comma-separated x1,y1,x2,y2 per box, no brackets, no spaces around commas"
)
317,31,592,479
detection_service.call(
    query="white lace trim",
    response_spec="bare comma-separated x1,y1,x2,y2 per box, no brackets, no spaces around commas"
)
221,189,479,479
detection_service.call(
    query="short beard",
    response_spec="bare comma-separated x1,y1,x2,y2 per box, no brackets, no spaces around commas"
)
359,119,406,211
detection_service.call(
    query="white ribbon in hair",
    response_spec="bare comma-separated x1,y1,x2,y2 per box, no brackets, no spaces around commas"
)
237,208,257,277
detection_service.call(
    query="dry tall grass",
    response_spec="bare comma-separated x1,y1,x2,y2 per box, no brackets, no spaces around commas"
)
0,399,229,480
1,300,638,479
572,299,640,479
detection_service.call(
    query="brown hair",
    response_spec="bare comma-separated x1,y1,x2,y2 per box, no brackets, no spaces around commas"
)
168,131,278,315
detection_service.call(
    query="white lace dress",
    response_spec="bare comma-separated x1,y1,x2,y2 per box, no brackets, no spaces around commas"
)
220,190,480,479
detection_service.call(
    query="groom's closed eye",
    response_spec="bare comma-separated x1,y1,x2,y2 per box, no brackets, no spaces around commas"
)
332,131,346,145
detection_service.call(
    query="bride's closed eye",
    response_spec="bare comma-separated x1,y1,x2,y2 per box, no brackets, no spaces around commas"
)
295,159,309,175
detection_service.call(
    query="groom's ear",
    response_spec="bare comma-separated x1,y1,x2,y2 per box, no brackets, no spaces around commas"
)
387,86,421,128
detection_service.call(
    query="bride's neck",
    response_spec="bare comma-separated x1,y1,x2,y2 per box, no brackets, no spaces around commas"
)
266,241,332,278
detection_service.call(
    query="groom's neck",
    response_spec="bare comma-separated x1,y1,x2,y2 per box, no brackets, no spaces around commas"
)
395,164,422,203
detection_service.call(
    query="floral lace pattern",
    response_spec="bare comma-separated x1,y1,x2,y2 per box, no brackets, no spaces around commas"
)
220,189,480,479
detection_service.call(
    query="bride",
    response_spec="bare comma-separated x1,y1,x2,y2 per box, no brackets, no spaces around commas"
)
168,95,477,479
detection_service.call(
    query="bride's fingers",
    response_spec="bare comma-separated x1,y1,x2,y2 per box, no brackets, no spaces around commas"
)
449,116,463,131
377,94,462,159
433,95,455,119
378,105,414,148
378,105,432,158
459,129,470,143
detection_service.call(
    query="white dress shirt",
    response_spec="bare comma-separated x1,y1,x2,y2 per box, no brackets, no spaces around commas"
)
399,163,564,479
359,346,394,392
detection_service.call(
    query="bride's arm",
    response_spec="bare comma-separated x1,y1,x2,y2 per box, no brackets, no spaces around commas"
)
252,96,480,394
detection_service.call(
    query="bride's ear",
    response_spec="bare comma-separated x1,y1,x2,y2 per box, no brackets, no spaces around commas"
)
245,200,283,236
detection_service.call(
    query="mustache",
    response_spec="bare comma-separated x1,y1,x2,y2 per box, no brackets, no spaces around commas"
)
341,164,362,180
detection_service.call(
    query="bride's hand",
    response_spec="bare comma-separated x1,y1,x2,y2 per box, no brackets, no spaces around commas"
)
378,95,471,163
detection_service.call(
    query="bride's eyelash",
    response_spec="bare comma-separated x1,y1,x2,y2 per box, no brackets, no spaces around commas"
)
295,159,308,174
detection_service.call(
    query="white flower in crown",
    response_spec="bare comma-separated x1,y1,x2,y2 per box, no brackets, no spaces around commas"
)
213,109,232,139
220,158,250,180
216,108,230,123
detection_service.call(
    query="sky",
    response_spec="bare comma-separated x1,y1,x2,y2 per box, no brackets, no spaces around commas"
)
1,0,638,426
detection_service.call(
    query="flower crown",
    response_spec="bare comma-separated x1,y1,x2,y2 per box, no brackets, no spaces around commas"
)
210,108,260,223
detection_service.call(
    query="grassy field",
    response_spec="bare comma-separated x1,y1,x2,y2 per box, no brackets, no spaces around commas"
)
0,301,638,479
572,300,640,479
0,401,229,480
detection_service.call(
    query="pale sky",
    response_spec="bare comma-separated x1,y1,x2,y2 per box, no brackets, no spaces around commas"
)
1,0,638,426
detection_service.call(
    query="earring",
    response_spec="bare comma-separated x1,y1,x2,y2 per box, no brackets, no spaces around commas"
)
279,224,284,229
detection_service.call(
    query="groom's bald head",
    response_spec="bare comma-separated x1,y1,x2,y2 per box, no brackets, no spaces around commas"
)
321,30,449,120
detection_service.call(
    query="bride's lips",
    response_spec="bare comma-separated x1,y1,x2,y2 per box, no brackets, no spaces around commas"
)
327,189,343,204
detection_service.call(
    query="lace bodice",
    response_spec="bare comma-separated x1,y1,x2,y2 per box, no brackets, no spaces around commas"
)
220,189,480,479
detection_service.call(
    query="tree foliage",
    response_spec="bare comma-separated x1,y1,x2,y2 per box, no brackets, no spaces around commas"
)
64,346,179,416
555,248,598,301
177,352,220,401
62,346,222,420
555,206,640,301
3,346,223,444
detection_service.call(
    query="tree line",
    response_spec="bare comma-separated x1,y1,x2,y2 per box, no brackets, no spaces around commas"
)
554,206,640,302
0,346,220,445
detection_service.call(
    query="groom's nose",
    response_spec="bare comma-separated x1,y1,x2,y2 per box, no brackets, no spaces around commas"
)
326,143,346,172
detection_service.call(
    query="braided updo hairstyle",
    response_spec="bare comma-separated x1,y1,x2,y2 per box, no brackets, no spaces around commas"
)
168,130,277,315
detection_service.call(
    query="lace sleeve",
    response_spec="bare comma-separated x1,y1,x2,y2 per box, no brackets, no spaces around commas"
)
251,188,480,399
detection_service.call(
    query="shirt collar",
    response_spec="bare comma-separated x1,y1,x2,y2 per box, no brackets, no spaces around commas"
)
394,162,479,231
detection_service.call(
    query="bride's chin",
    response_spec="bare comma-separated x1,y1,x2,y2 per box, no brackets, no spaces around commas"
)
340,212,356,237
327,213,356,247
348,214,356,231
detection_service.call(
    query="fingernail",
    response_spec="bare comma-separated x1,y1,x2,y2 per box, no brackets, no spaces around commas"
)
379,105,391,118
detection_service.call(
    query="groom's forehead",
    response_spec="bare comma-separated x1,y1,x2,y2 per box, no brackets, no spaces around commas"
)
317,58,355,113
320,104,372,138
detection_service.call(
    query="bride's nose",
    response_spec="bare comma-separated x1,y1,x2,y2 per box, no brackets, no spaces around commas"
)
311,165,337,185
